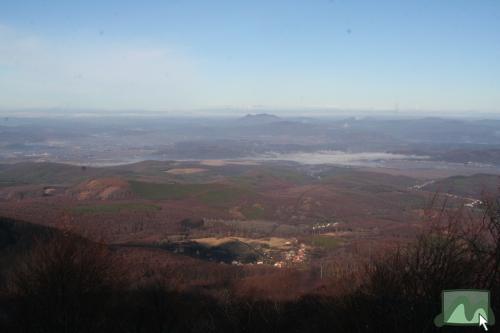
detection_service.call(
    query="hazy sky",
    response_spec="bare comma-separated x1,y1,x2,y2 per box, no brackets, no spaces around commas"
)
0,0,499,114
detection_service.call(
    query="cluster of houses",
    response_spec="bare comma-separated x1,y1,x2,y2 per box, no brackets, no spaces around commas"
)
311,222,339,233
464,199,483,208
229,240,308,268
273,243,307,268
409,180,435,191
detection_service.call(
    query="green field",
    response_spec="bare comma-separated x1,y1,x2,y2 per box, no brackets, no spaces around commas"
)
130,180,256,206
241,205,266,219
197,185,255,205
309,235,341,250
232,168,310,188
198,188,239,205
129,180,209,200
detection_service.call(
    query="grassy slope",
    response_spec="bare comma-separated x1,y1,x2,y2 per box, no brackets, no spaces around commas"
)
425,174,499,197
70,202,161,215
0,162,132,186
129,180,256,206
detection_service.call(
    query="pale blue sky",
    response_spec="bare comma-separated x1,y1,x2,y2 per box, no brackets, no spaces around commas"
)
0,0,499,114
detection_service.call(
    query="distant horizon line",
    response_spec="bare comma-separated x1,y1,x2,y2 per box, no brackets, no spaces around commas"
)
1,106,500,119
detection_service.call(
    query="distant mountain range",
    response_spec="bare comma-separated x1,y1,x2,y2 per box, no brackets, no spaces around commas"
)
238,113,281,124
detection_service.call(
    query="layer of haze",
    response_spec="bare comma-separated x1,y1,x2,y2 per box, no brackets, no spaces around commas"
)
0,0,499,115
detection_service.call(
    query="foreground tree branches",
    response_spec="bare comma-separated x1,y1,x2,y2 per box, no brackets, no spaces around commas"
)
0,195,499,332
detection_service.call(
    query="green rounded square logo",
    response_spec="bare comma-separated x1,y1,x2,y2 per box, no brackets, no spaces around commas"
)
435,289,495,330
